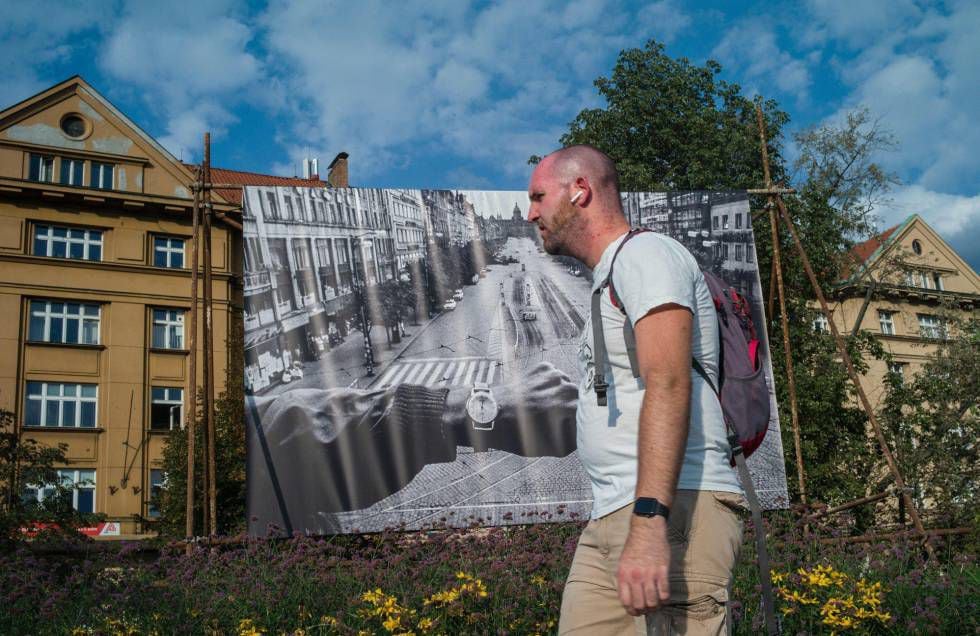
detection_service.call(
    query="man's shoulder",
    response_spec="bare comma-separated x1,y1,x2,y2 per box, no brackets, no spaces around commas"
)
616,231,699,276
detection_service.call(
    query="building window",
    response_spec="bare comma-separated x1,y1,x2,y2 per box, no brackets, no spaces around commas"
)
33,224,103,261
813,313,830,333
917,314,945,339
28,153,56,182
746,245,754,263
932,273,943,291
912,239,922,255
148,469,167,518
28,300,101,344
60,157,85,186
151,309,185,349
90,162,113,189
153,237,185,268
150,387,183,430
722,243,729,260
722,214,729,230
878,310,895,335
735,244,744,261
61,114,87,139
887,362,907,384
24,382,98,428
23,469,96,513
735,213,743,229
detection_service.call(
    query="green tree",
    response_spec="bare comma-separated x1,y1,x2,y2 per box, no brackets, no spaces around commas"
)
879,315,979,527
1,409,102,547
156,317,246,537
551,39,789,191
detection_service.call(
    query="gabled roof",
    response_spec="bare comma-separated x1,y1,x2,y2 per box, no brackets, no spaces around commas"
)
839,216,915,283
0,75,221,203
187,164,328,205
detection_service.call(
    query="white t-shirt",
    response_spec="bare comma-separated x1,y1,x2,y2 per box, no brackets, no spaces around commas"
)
577,231,742,519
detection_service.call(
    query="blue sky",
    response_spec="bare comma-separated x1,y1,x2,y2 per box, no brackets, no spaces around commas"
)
3,0,979,269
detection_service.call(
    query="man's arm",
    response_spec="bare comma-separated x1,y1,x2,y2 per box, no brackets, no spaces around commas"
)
616,303,693,616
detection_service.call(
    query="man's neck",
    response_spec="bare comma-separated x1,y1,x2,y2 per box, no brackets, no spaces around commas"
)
582,220,631,270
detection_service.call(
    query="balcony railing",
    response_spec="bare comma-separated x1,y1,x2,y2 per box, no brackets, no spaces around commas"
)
244,308,276,331
244,271,271,290
277,300,293,314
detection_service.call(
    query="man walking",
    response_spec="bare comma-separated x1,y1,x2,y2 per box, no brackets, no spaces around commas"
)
527,145,746,634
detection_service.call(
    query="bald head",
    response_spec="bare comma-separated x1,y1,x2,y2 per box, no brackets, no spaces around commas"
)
539,144,621,200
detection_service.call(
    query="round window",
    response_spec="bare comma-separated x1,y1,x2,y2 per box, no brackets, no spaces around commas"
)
60,114,87,139
912,239,922,255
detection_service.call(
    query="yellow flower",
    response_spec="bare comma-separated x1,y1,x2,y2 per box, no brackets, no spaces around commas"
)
417,617,435,632
770,570,786,585
237,618,264,636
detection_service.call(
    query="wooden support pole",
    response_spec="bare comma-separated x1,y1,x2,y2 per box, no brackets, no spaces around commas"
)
203,133,218,536
805,491,890,521
185,167,201,548
817,526,970,546
755,104,808,506
771,194,934,559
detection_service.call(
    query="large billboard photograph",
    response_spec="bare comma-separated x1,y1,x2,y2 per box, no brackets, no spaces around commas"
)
243,186,788,536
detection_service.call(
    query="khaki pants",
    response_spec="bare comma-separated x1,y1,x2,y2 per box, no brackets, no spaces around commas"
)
559,490,746,635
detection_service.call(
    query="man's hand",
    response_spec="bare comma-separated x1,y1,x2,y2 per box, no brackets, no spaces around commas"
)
616,517,671,615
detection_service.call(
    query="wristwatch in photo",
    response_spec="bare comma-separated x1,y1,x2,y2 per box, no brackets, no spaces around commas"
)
633,497,670,520
466,382,499,431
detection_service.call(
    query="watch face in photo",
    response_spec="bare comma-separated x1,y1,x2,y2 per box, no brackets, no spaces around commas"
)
467,391,498,424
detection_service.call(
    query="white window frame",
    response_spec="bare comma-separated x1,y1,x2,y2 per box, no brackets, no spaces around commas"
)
152,309,185,349
878,310,895,336
29,153,55,182
917,314,945,339
25,381,98,428
887,362,906,377
735,244,744,261
735,213,743,229
61,157,85,186
34,224,103,261
150,387,183,431
28,299,101,345
813,313,830,333
148,469,167,518
23,469,96,513
91,162,114,189
153,236,185,268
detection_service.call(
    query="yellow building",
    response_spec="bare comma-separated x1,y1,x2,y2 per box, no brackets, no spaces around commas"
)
823,214,979,407
0,77,245,536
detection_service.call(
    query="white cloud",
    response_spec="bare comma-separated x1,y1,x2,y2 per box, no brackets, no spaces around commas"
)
0,2,107,106
817,2,980,194
875,184,980,270
634,0,693,44
711,21,812,103
98,0,263,160
802,0,923,47
258,0,669,184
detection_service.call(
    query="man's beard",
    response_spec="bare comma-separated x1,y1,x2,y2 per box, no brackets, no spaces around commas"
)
539,200,577,256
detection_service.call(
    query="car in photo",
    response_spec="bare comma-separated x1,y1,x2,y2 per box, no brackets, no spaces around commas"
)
453,289,464,300
443,299,457,310
520,310,536,321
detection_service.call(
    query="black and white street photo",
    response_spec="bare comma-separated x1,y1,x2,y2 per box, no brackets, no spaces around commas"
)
244,186,788,536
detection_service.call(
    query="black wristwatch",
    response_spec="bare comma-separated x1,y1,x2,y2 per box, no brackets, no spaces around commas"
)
633,497,670,520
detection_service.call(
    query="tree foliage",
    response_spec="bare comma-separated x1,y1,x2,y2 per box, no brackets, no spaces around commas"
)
156,317,246,537
1,409,102,547
555,40,789,191
879,315,979,527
